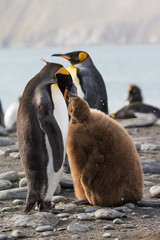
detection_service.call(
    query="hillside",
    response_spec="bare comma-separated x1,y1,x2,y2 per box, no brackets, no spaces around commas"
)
0,0,160,47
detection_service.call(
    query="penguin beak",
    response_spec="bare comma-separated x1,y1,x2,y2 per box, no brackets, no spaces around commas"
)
52,54,71,60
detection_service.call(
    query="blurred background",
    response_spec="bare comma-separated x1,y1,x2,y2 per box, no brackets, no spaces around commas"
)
0,0,160,112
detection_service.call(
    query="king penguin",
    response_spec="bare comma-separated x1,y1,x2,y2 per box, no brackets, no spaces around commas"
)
17,61,75,213
110,84,160,120
125,84,143,105
52,51,108,114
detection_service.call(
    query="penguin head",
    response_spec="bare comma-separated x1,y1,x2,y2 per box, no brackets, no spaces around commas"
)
52,51,88,65
54,66,77,97
126,84,143,104
67,91,90,123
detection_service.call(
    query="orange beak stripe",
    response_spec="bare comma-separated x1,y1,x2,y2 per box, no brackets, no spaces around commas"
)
64,89,67,101
61,55,71,60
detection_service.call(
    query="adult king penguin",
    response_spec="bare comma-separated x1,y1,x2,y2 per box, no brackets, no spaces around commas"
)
52,51,108,114
17,61,75,213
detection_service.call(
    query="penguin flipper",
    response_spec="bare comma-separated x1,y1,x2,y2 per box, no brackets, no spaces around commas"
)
38,107,64,172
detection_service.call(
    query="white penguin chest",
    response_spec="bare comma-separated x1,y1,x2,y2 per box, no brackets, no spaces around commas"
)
51,88,69,148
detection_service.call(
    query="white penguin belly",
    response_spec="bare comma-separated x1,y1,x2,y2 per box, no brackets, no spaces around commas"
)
67,65,84,99
45,87,69,201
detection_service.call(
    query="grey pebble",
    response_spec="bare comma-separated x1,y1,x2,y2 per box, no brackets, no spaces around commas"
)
0,180,12,190
18,172,25,179
134,142,141,150
19,178,27,188
103,232,112,238
137,199,160,207
0,126,8,136
0,187,27,200
141,144,160,151
150,185,160,198
103,224,115,230
149,174,160,179
11,229,27,238
67,223,90,232
60,174,73,188
124,203,135,209
0,138,14,146
52,195,66,203
95,209,121,220
0,171,19,182
142,215,150,218
10,212,59,228
55,203,77,210
0,234,7,240
13,199,24,205
85,207,98,213
0,207,12,212
36,225,53,232
57,213,70,218
144,180,155,186
42,231,54,237
123,224,135,229
77,213,93,221
113,218,123,224
9,152,20,159
71,234,80,239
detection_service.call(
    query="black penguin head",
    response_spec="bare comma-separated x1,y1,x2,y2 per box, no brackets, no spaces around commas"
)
127,84,143,104
52,51,88,65
54,66,76,97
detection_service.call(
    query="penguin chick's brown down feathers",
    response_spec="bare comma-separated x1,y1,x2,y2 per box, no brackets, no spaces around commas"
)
67,92,143,207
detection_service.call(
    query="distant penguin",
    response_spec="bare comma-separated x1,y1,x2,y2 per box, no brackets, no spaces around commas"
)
17,62,74,213
125,84,143,105
4,98,21,131
52,51,108,114
110,84,160,120
0,100,4,127
66,92,143,207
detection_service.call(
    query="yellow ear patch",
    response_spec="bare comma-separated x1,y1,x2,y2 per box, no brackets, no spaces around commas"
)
128,85,132,92
109,113,115,118
55,67,70,76
79,52,87,62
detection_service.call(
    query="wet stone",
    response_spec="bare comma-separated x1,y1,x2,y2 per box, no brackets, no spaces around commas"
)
113,218,123,224
144,180,155,186
123,224,135,229
13,199,24,205
57,213,70,218
0,207,12,212
67,223,90,232
0,234,8,240
85,207,98,213
60,174,73,188
52,195,66,203
10,212,59,228
124,203,135,209
0,187,27,200
103,224,115,230
150,185,160,198
71,234,80,239
42,231,54,237
95,209,121,220
0,180,12,190
141,144,160,151
137,199,160,207
0,138,14,146
103,232,112,238
149,174,160,179
0,171,19,182
18,172,25,179
77,213,94,221
36,225,54,232
11,229,27,238
9,152,20,159
19,178,27,187
55,203,77,210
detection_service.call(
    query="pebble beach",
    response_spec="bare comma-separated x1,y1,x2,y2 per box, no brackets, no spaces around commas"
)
0,118,160,240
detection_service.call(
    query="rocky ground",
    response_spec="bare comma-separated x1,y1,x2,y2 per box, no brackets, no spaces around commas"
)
0,120,160,240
